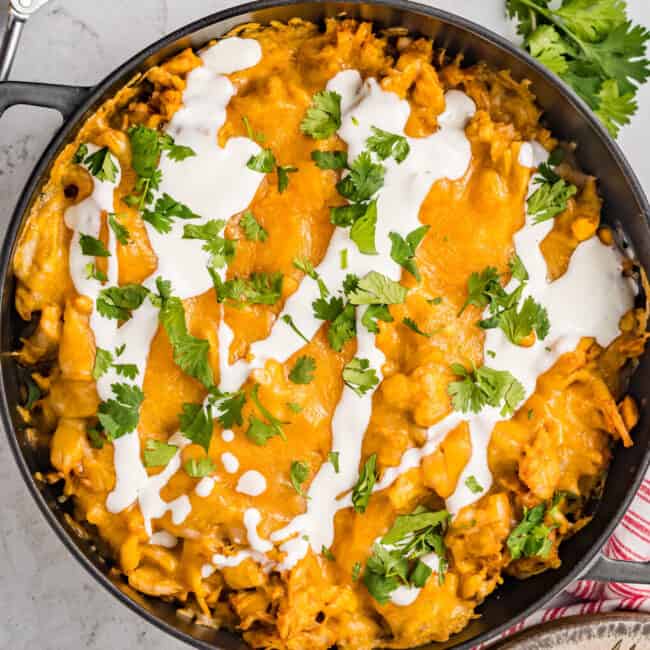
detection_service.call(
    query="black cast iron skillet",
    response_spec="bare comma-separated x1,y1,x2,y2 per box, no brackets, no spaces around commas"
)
1,1,650,648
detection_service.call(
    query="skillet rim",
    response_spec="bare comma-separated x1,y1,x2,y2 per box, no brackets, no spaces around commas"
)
2,1,650,648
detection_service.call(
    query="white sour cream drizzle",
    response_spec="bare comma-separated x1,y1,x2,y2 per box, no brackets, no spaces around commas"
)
237,470,267,496
267,73,477,568
149,530,178,548
63,38,263,532
222,451,240,474
66,39,635,596
368,142,635,528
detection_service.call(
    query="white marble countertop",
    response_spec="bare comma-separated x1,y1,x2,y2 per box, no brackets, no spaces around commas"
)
1,1,649,648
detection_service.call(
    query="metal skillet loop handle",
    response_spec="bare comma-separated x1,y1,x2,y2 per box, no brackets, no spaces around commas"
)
0,0,90,119
584,553,650,584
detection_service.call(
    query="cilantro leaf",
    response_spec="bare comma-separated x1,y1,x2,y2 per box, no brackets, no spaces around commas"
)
361,304,393,334
156,282,214,388
389,225,430,281
290,460,310,496
595,78,637,136
79,234,110,258
96,284,149,321
509,253,529,282
465,475,484,494
352,561,362,581
277,165,298,193
215,272,283,306
507,503,554,560
73,143,88,164
97,383,144,440
216,390,246,429
185,456,216,478
247,148,276,173
157,132,196,162
336,152,385,202
330,203,367,227
178,402,213,452
246,384,286,445
142,193,200,234
84,263,107,282
348,271,408,305
83,147,118,183
349,200,378,255
23,376,41,410
114,363,138,379
311,150,348,170
287,402,303,413
555,0,626,43
328,451,340,473
143,439,178,467
528,165,577,223
300,90,342,139
366,126,410,163
321,545,335,561
363,543,407,604
93,348,113,380
499,295,550,344
108,213,130,245
289,356,316,384
128,126,161,179
343,358,379,397
448,364,525,417
328,303,356,352
182,219,236,270
402,317,432,338
352,453,377,513
528,25,574,74
459,267,503,315
240,210,268,242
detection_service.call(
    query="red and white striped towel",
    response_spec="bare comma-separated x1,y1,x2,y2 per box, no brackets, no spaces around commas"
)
478,475,650,647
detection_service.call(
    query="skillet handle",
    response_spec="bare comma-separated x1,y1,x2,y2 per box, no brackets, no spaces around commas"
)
0,81,90,119
583,554,650,584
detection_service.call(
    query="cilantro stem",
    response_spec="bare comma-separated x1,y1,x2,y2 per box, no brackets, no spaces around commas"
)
514,0,588,55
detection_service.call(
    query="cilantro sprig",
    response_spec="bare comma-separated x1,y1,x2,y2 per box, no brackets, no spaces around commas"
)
97,383,144,440
125,126,195,209
142,193,200,234
507,0,650,136
460,260,549,346
343,358,379,396
290,460,310,496
527,162,577,223
363,506,450,603
154,278,213,388
289,356,316,384
212,272,283,306
448,363,525,417
300,90,342,139
507,502,555,560
246,383,287,446
351,453,377,514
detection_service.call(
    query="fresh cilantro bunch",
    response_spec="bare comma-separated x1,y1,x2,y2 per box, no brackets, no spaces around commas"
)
363,507,450,603
448,363,525,417
507,0,650,136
